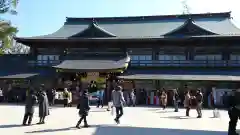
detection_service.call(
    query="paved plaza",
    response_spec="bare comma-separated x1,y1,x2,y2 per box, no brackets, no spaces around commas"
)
0,104,237,135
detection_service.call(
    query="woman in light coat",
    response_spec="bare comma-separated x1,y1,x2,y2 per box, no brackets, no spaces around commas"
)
184,91,191,116
161,91,167,109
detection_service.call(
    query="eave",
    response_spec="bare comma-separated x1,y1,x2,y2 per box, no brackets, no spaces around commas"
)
14,34,240,43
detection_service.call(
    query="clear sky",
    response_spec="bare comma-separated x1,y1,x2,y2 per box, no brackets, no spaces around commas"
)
3,0,240,37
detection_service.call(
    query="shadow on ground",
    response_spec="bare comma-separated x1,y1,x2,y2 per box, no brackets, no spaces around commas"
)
25,125,100,133
0,124,23,128
159,116,197,119
93,125,227,135
90,110,108,112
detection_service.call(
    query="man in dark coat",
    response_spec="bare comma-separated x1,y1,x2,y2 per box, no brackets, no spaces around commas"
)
195,89,203,118
22,89,37,126
37,86,50,124
228,89,240,135
76,90,90,129
173,89,180,112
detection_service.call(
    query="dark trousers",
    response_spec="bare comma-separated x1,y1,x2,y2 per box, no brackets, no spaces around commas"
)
115,106,123,121
186,107,190,116
77,115,88,126
97,99,103,108
196,103,202,117
162,105,166,109
173,100,179,112
39,116,46,123
52,98,55,105
0,96,3,102
63,99,68,107
23,112,33,125
228,107,240,135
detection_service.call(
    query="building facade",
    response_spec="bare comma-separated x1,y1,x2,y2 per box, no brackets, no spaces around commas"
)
2,11,240,105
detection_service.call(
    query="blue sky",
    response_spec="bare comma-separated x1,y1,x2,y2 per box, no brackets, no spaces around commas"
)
3,0,240,37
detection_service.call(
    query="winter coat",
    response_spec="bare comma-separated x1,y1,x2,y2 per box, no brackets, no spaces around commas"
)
184,93,191,108
25,94,37,114
78,94,90,116
160,93,167,106
38,91,50,117
112,90,125,107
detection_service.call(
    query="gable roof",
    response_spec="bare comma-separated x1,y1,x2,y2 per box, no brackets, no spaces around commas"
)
163,18,218,36
70,21,116,38
15,12,240,42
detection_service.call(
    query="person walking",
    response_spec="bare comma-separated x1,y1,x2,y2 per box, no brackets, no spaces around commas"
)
76,90,90,129
195,89,203,118
184,91,191,116
228,89,240,135
97,89,104,108
37,85,50,124
112,86,125,124
161,90,167,110
22,89,37,126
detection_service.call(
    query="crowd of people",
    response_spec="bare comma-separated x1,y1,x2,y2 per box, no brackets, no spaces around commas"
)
1,80,240,134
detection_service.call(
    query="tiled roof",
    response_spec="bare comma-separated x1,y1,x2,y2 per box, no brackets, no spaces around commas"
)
15,12,240,41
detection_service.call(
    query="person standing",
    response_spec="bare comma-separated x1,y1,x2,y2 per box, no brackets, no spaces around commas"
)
228,89,240,135
22,89,37,126
112,86,125,124
51,88,56,106
161,90,167,110
97,89,104,108
173,89,179,112
68,91,72,107
37,85,50,124
76,90,90,129
63,88,70,107
195,89,203,118
184,91,191,116
130,89,136,107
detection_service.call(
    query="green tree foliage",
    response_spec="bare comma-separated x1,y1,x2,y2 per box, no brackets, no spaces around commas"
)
0,0,18,54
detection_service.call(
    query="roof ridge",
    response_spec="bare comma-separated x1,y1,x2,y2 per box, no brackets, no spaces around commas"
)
66,12,231,23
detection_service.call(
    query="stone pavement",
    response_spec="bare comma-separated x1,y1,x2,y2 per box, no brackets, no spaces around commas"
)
0,105,236,135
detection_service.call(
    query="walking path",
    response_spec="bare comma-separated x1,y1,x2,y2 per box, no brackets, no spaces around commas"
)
0,105,237,135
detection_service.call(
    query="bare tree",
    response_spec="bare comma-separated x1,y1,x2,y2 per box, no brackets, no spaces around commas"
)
182,0,191,14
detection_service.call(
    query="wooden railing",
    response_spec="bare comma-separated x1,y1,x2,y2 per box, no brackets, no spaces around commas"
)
28,60,61,66
26,59,240,67
130,60,240,67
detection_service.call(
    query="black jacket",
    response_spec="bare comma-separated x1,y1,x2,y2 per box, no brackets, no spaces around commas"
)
78,94,90,116
25,94,37,114
228,94,237,107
